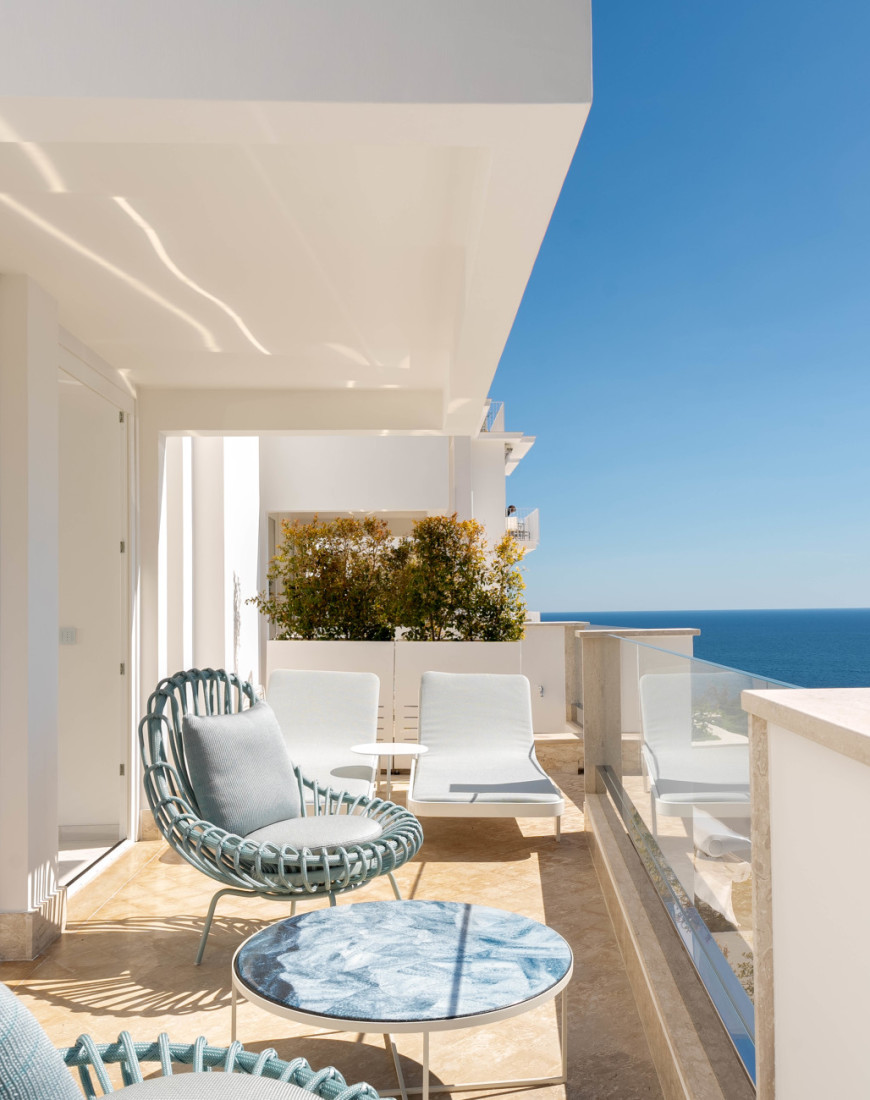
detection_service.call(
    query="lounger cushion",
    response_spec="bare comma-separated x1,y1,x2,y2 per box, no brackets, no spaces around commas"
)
642,744,750,804
0,982,80,1100
267,670,378,798
410,752,562,804
412,672,562,805
639,672,750,805
245,814,383,849
183,701,301,836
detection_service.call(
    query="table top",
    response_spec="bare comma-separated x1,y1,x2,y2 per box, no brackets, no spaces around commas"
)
115,1074,314,1098
351,742,428,757
233,900,572,1030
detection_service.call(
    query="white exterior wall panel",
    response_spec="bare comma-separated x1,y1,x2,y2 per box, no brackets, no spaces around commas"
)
471,438,507,548
259,436,449,516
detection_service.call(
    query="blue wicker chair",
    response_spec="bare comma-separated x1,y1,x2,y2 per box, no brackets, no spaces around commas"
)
139,669,423,964
0,981,380,1099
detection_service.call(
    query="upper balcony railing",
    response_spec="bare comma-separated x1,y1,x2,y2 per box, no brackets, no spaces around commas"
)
481,400,505,433
505,506,539,550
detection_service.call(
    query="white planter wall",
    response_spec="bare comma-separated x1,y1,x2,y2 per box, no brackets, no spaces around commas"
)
265,631,578,740
520,622,574,733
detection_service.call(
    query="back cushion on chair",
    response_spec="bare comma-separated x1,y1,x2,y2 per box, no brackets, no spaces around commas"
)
0,982,80,1100
183,701,302,837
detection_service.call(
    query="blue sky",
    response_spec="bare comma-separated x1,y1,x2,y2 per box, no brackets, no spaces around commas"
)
493,1,870,612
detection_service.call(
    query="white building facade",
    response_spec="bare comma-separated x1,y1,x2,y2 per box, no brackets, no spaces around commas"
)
0,1,592,958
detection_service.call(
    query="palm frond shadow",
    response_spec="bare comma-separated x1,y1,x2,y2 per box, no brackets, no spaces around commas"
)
26,913,270,1019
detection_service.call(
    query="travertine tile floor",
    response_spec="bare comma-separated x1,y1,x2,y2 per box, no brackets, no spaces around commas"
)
1,774,663,1099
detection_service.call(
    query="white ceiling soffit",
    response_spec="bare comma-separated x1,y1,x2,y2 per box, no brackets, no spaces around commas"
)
0,1,591,435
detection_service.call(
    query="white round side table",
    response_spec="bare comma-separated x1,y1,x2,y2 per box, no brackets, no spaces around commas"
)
351,742,428,799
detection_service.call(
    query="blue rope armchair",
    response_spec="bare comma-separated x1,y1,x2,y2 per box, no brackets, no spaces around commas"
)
0,981,380,1099
60,1034,380,1097
139,669,423,964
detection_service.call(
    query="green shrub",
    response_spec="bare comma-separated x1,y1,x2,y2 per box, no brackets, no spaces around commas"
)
392,516,526,641
252,513,526,642
250,515,396,640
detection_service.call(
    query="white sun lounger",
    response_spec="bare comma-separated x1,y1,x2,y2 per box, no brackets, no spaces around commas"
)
639,671,750,836
266,669,379,798
408,672,564,839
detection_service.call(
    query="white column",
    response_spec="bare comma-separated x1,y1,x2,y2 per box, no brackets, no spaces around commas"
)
160,436,193,676
192,436,227,670
223,437,260,686
471,436,507,546
450,435,473,519
0,275,63,959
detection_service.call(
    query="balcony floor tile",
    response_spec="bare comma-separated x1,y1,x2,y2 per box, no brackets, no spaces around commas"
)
0,775,663,1099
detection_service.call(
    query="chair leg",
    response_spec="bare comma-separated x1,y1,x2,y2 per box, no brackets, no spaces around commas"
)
197,890,300,965
196,887,240,966
555,815,562,842
328,893,337,907
388,871,402,900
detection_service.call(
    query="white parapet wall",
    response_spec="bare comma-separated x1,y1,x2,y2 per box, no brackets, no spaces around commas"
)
742,687,870,1100
266,626,577,741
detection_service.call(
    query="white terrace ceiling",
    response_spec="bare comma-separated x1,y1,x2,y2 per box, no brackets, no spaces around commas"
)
0,2,591,434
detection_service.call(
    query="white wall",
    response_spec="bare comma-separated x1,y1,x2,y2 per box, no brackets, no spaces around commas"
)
259,435,449,516
191,437,226,670
767,719,870,1098
57,374,125,831
267,634,569,738
450,436,473,519
0,275,60,935
521,623,571,732
471,437,507,547
159,437,193,678
223,438,260,683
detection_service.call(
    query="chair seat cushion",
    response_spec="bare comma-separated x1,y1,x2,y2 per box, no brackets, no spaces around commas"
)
0,983,80,1100
109,1073,317,1097
245,813,383,849
183,701,301,837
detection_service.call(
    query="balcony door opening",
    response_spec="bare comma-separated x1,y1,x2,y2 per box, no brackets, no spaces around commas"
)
57,369,128,885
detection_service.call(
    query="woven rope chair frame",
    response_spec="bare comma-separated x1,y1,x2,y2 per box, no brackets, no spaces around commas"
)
60,1032,381,1098
138,669,423,963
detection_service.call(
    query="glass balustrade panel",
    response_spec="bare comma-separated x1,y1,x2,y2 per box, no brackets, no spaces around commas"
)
605,637,794,1081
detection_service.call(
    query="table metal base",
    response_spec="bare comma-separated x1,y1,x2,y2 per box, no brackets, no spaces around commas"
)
381,992,568,1100
233,987,568,1100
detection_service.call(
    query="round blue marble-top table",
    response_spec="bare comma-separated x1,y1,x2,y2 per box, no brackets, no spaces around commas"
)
231,900,573,1100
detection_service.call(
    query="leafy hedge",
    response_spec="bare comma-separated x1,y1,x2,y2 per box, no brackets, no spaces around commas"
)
251,514,526,642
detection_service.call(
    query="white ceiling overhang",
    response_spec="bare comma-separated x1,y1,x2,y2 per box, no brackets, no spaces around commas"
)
0,1,591,435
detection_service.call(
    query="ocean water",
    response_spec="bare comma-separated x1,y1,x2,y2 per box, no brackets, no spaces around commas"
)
540,608,870,689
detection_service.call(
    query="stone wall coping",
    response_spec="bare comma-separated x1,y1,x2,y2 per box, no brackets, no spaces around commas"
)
575,627,701,638
743,688,870,767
